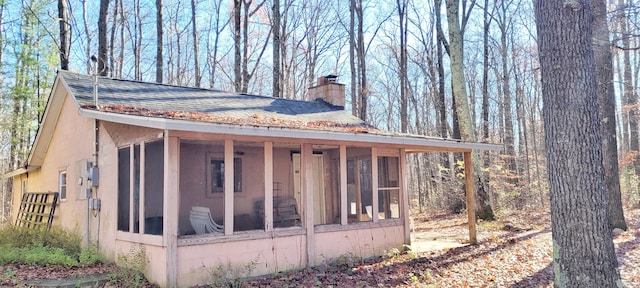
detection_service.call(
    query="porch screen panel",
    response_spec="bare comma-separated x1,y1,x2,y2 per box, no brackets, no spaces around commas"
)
377,156,400,219
178,140,225,236
144,140,164,235
313,145,341,225
117,147,131,231
272,143,302,228
233,141,264,232
346,147,373,223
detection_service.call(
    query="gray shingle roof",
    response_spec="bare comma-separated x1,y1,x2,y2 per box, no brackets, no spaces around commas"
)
59,70,369,131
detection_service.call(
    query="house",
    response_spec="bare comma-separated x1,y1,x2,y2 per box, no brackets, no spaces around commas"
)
4,70,499,287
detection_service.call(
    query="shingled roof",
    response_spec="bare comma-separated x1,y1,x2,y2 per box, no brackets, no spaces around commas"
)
59,70,370,132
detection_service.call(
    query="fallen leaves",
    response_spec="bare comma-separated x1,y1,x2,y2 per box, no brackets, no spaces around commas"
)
82,104,374,133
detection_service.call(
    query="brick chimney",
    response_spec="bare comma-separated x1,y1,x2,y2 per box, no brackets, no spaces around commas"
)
308,75,345,108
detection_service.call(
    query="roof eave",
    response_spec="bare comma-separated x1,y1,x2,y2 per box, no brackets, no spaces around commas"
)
79,109,501,152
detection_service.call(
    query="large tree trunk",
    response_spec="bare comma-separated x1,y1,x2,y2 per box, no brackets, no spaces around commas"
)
58,0,70,70
156,0,163,83
445,0,494,221
98,0,109,76
534,1,621,286
592,0,627,230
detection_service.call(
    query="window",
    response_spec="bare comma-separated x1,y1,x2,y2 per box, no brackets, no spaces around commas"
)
21,179,27,195
346,147,373,223
59,171,67,200
378,156,400,219
208,156,242,195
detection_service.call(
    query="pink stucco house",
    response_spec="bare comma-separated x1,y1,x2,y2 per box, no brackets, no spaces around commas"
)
5,70,498,287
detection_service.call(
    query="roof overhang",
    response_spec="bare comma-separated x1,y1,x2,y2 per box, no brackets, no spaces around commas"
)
1,165,40,179
78,109,501,153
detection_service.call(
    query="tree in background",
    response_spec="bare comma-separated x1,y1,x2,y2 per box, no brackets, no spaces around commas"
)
445,0,494,220
534,0,621,286
97,0,109,76
591,0,627,230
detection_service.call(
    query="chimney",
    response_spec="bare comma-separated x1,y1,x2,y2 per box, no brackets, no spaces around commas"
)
308,75,345,108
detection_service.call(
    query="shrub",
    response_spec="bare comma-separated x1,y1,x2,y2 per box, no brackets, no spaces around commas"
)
0,226,101,267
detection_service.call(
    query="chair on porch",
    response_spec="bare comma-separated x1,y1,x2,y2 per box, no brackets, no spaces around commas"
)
190,206,223,234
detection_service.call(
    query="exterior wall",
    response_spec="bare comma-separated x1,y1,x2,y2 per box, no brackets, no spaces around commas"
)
314,223,404,265
176,233,306,287
114,240,167,287
12,92,95,234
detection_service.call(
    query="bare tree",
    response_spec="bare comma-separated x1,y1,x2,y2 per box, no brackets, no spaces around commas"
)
98,0,109,76
191,0,200,87
272,0,281,97
156,0,163,83
445,0,494,221
58,0,70,70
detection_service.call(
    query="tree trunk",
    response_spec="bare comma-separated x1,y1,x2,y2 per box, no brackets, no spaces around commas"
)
109,0,119,77
190,0,200,87
58,0,70,70
233,0,242,92
272,0,281,98
497,2,517,182
445,0,494,220
592,0,627,230
355,0,367,121
81,0,92,74
98,0,109,76
349,0,358,117
534,1,621,286
156,0,163,83
397,0,408,133
481,0,490,156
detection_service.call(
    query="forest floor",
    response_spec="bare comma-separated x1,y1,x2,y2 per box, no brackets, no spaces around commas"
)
1,209,639,287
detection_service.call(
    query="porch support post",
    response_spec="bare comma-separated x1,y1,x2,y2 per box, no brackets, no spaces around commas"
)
400,149,410,245
139,141,146,234
302,143,315,266
163,132,179,287
264,142,273,231
463,151,477,244
371,147,379,223
340,144,347,226
224,139,234,236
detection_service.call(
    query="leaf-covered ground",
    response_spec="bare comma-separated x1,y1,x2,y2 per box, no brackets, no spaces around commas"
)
242,208,640,287
1,209,639,287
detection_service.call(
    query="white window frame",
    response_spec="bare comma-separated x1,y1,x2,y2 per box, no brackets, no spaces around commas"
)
59,171,67,201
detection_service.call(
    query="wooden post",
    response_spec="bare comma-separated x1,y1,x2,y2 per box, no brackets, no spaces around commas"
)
139,141,146,234
400,149,411,245
302,144,315,266
340,145,348,226
224,139,234,236
463,151,477,244
264,142,273,231
371,147,379,223
164,132,179,287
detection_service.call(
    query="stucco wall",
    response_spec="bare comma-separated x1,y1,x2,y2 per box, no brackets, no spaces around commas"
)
11,92,95,235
